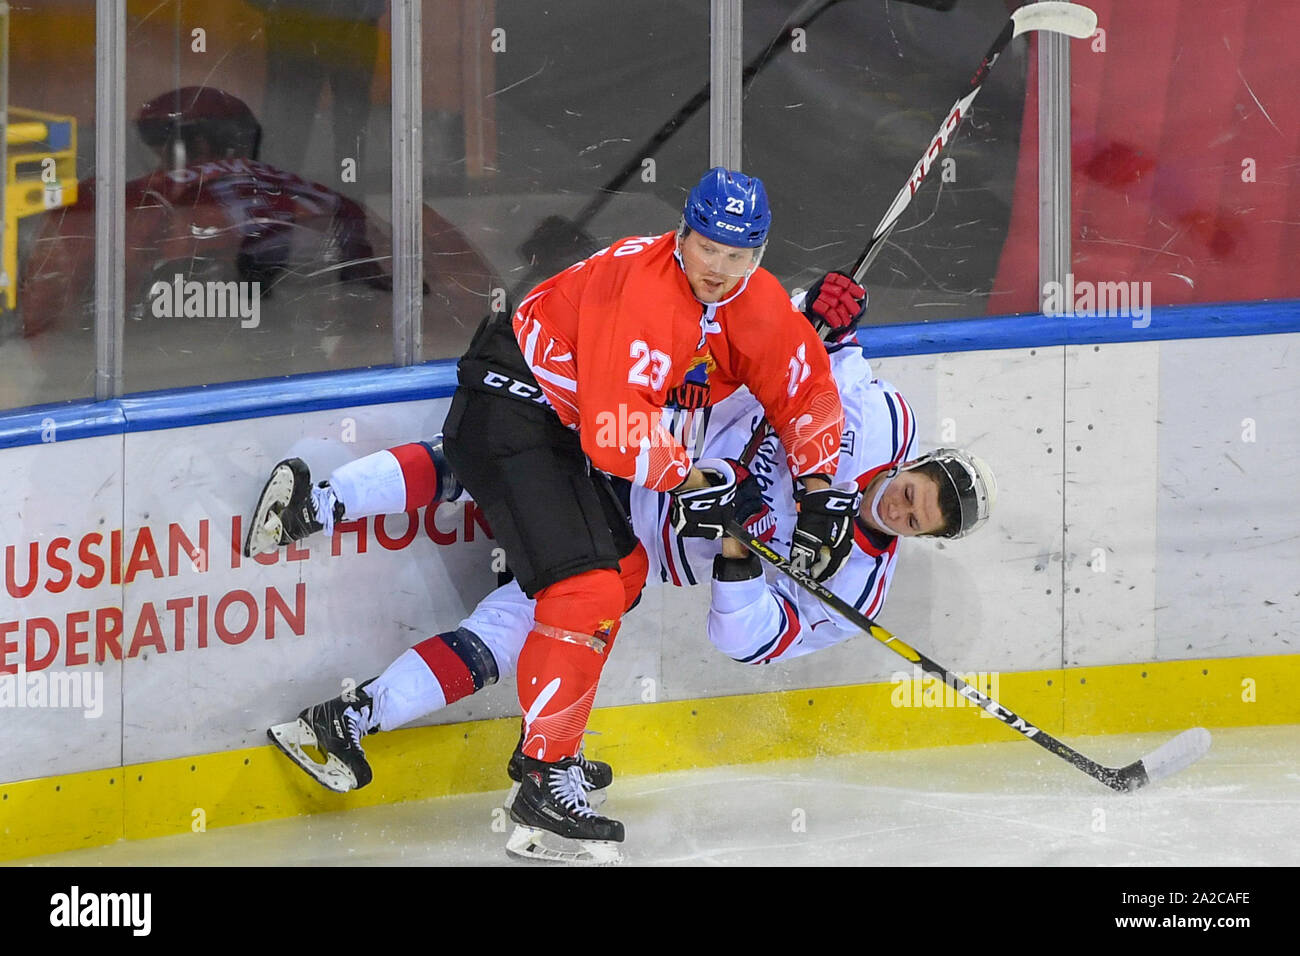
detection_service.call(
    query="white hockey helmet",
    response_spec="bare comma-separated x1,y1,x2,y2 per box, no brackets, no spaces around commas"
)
899,447,997,539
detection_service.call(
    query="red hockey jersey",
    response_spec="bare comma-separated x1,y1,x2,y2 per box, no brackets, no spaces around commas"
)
513,232,843,492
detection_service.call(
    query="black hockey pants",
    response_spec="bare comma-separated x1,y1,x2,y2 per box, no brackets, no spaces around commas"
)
441,313,638,597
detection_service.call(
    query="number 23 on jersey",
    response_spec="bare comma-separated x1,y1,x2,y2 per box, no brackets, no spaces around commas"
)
628,339,671,390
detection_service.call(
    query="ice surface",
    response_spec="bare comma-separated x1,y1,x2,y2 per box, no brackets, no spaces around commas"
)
15,725,1298,867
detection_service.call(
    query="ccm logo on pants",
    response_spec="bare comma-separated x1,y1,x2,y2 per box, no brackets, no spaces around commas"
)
482,370,548,403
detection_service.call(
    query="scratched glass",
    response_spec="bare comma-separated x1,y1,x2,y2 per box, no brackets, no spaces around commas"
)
12,1,397,401
744,0,1040,322
1068,0,1298,309
1,0,97,409
420,0,711,360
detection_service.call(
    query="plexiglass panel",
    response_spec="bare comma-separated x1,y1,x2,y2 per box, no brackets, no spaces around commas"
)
2,0,97,409
1066,0,1298,309
420,0,711,360
744,0,1038,324
18,1,400,397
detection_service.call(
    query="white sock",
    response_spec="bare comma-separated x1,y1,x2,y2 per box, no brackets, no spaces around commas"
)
367,648,448,731
328,449,409,519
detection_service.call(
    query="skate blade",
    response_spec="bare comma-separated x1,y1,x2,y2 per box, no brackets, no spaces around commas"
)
505,825,623,867
266,719,357,794
243,464,296,557
503,782,605,812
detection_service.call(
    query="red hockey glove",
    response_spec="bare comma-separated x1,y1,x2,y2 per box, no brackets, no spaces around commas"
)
731,460,775,543
803,272,868,343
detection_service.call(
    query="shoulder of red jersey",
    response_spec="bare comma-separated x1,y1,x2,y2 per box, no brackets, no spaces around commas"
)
737,266,801,311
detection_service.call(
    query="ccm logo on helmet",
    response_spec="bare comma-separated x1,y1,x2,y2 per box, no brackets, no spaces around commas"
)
714,220,744,233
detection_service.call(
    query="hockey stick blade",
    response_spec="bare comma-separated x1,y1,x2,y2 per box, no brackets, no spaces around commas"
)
1128,727,1213,788
1011,2,1098,41
849,2,1098,283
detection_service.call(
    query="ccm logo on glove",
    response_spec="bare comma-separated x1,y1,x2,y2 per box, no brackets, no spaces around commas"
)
790,482,863,581
670,459,742,539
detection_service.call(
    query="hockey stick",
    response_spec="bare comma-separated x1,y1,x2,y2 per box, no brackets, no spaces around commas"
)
847,1,1098,283
738,4,1097,461
720,4,1199,796
722,518,1212,792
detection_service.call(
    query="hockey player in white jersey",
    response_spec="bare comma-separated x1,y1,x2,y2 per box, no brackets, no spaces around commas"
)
636,351,976,668
249,280,995,861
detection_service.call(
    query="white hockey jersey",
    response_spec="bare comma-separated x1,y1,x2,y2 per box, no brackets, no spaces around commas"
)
628,340,917,664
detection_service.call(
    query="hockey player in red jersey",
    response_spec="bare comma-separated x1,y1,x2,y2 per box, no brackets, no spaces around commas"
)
249,167,868,862
249,277,996,861
440,168,865,861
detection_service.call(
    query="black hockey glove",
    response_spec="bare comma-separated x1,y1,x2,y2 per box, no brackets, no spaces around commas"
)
789,481,863,581
670,458,753,540
803,271,868,343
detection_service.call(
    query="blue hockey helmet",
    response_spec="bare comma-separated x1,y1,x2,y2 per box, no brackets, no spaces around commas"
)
682,167,771,249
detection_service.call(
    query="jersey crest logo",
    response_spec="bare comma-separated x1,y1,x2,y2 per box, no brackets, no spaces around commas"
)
668,353,716,409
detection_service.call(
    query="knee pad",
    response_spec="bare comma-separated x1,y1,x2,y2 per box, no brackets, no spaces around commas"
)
413,627,500,705
533,567,625,641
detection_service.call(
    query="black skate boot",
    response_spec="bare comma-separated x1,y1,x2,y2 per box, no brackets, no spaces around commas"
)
506,724,613,791
267,681,377,793
506,755,625,865
243,458,344,557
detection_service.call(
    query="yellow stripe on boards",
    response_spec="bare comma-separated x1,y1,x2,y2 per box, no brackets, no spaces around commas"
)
2,653,1297,862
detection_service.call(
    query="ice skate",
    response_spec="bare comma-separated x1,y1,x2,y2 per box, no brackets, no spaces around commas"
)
505,754,625,866
267,682,376,793
243,458,342,557
504,726,612,811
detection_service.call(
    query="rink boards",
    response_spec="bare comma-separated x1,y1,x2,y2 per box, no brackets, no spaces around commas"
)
2,303,1298,859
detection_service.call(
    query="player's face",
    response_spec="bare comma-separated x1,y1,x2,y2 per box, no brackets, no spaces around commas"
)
867,470,945,537
679,231,756,302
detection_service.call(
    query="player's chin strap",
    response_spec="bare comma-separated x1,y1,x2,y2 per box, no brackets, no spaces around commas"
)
867,468,902,535
673,225,760,308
